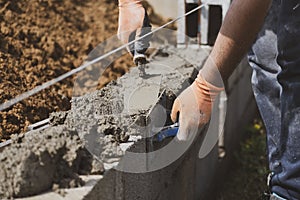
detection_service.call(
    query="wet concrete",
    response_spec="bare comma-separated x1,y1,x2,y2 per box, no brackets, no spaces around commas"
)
0,126,87,198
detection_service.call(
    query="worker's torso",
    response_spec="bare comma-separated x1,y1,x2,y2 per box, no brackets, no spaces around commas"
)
248,0,300,73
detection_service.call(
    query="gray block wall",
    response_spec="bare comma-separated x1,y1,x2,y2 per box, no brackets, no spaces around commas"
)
83,47,256,200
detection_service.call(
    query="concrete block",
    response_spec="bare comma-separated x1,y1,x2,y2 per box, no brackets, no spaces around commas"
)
227,58,251,93
17,176,102,200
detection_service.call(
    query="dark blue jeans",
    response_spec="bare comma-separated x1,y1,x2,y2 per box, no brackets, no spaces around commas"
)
248,0,300,199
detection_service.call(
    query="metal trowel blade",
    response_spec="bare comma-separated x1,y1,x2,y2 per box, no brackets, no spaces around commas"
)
123,74,162,115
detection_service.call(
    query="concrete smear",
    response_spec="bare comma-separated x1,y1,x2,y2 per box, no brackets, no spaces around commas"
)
0,126,88,198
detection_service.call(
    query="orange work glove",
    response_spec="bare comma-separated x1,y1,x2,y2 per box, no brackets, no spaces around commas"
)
118,0,152,57
170,69,224,141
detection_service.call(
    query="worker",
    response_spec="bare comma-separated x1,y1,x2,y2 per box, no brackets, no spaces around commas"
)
117,0,300,199
117,0,152,60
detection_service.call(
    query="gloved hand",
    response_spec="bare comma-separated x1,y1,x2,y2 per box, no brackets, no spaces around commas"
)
118,0,152,57
170,70,224,141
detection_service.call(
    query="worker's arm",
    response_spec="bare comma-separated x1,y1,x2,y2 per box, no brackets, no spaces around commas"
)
171,0,272,141
208,0,272,82
117,0,152,58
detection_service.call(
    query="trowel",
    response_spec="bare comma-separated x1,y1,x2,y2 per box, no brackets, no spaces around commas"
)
145,88,179,144
154,123,179,142
134,53,147,77
130,53,179,142
123,52,162,115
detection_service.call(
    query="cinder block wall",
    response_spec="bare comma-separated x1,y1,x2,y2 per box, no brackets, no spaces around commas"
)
85,1,257,198
83,48,256,200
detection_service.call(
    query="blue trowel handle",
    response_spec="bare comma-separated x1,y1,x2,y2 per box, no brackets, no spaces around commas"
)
157,127,179,142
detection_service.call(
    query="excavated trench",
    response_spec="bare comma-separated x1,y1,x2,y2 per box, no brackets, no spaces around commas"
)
0,46,209,199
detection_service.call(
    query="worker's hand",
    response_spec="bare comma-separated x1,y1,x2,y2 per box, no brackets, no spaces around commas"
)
118,0,152,57
171,71,224,141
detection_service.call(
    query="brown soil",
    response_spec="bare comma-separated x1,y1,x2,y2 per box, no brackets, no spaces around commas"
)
0,0,166,140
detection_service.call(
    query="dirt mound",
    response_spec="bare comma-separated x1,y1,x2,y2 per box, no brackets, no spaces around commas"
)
0,0,134,140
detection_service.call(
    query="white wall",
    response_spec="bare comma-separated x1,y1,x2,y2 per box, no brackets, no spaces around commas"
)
147,0,178,19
